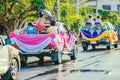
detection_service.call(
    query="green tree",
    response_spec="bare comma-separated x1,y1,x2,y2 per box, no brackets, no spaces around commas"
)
30,0,45,9
0,0,45,34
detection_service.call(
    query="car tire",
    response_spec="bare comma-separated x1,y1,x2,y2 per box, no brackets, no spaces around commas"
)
39,56,44,65
2,58,19,80
92,45,96,49
52,51,62,64
82,42,88,51
70,42,78,60
114,43,118,48
107,46,110,49
106,42,111,50
21,56,27,66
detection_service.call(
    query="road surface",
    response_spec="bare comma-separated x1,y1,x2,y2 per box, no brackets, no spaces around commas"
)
17,45,120,80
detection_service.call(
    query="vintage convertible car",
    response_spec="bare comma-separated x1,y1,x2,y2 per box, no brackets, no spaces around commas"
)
79,22,118,50
0,36,20,80
9,22,78,65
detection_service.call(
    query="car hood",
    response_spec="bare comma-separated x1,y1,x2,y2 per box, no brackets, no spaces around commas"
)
0,45,9,61
0,45,9,74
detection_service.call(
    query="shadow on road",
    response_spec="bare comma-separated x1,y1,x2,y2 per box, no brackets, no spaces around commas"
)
21,59,72,69
81,47,118,53
81,48,107,52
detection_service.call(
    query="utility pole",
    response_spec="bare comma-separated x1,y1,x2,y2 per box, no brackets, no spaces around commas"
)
57,0,60,21
96,0,98,16
76,0,79,15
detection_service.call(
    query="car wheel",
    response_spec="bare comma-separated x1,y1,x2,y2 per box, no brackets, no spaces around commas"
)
92,45,96,49
52,51,62,64
114,43,118,48
2,58,19,80
107,46,110,49
70,42,78,60
10,58,19,80
106,42,111,50
39,56,44,65
21,56,27,66
82,42,88,51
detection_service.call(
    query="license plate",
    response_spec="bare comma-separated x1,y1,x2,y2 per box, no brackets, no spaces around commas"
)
91,41,96,44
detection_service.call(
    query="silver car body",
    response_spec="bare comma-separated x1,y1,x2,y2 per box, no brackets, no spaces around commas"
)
0,36,20,77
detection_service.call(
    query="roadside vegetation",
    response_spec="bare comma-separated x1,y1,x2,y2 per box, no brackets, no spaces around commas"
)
0,0,119,35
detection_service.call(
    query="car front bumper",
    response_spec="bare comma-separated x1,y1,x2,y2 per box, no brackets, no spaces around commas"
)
0,61,9,75
82,38,108,45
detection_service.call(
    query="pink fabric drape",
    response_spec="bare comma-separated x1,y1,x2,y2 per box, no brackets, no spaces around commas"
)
9,32,55,45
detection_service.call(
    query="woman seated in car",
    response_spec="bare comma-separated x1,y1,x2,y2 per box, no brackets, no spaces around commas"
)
25,21,37,34
86,15,94,29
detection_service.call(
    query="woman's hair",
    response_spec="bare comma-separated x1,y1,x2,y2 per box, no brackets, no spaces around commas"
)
28,22,33,26
88,15,92,18
39,12,43,17
50,20,56,26
97,16,100,18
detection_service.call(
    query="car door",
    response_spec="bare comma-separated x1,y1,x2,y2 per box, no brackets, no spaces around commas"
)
60,24,75,51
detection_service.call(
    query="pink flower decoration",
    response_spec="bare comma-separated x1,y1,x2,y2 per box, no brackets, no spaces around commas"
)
9,32,17,38
60,31,64,36
50,33,56,38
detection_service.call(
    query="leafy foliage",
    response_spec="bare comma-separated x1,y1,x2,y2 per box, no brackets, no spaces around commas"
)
30,0,45,9
66,15,84,34
0,0,44,34
0,0,120,35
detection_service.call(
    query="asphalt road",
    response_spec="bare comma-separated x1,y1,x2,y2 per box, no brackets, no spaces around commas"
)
17,44,120,80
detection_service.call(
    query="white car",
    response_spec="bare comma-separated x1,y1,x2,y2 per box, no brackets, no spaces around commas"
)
0,36,20,80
